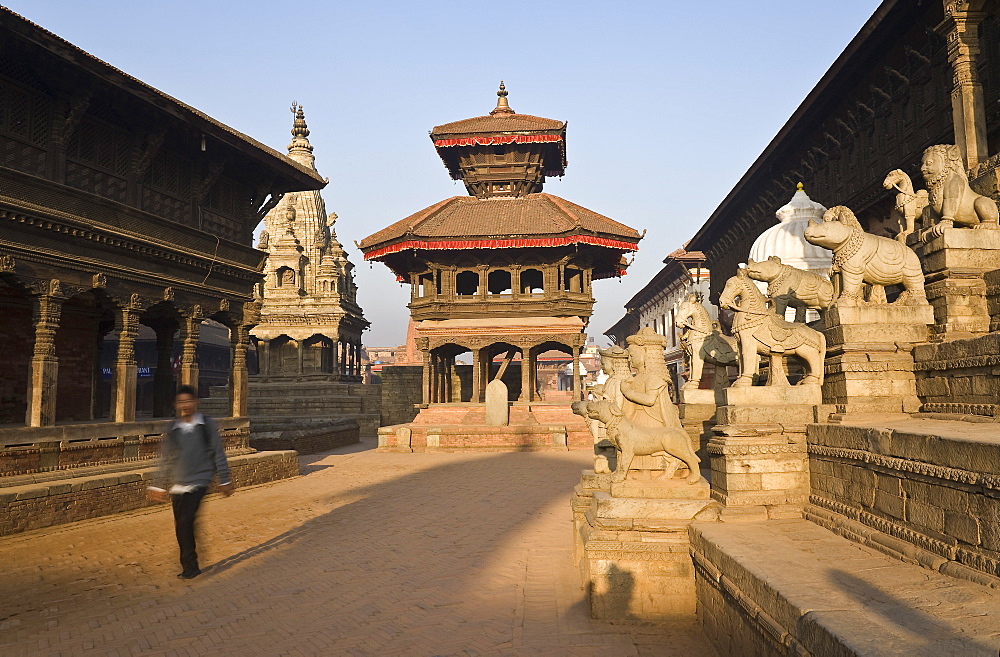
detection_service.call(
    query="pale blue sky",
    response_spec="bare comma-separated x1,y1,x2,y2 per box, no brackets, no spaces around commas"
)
14,1,883,346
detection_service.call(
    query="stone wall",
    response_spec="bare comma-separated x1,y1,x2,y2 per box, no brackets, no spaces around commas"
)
379,365,423,426
0,450,298,536
913,333,1000,417
807,420,1000,586
251,419,359,454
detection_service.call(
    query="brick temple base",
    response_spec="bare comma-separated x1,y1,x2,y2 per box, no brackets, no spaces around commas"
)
377,403,592,452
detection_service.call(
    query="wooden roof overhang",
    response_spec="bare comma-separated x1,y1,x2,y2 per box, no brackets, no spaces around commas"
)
359,193,642,279
686,0,913,253
1,7,327,195
430,116,568,180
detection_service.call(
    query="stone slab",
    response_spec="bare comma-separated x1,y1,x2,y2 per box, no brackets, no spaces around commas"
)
720,384,821,407
691,519,1000,657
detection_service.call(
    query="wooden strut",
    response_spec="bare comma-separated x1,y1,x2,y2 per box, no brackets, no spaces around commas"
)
492,349,518,381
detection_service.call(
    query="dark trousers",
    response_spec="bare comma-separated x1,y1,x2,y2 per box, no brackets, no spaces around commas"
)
171,487,208,573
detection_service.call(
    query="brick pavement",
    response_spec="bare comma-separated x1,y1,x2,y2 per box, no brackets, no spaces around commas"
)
1,439,717,657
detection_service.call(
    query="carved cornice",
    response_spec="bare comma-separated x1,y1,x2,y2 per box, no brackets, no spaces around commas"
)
707,439,807,456
808,443,1000,489
914,353,1000,371
0,208,259,283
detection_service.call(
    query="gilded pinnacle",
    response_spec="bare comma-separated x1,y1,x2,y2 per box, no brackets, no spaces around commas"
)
797,182,805,191
490,81,515,116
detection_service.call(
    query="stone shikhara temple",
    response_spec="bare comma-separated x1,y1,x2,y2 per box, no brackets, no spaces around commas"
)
0,9,324,534
362,84,642,450
252,104,368,382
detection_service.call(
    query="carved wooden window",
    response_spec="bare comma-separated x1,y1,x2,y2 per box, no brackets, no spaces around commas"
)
456,271,479,296
487,269,512,295
564,267,584,293
65,112,130,202
0,77,51,177
520,268,543,295
142,149,193,223
418,271,435,298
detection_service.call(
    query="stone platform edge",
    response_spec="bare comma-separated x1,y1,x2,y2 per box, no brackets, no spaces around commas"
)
689,520,1000,657
0,450,298,537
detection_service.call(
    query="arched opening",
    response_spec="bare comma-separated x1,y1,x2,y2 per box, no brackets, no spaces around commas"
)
139,301,183,418
482,342,525,402
520,268,543,295
429,343,473,403
196,319,234,398
532,341,575,401
0,279,34,425
303,334,335,374
275,266,295,288
487,269,512,295
56,291,115,422
269,335,298,376
455,270,479,296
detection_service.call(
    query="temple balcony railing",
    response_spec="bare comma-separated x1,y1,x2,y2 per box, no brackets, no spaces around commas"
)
408,293,594,320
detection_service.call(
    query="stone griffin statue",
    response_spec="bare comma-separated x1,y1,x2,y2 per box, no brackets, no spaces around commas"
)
571,328,700,484
745,256,834,323
676,293,737,390
918,144,999,240
718,268,826,387
882,169,928,243
804,206,926,305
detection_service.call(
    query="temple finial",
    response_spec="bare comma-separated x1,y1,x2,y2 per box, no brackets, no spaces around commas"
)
490,81,515,115
287,101,314,160
796,182,805,191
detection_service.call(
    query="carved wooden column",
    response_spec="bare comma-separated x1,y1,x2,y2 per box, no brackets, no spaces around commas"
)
230,325,250,417
476,265,488,297
421,347,431,406
572,345,582,401
25,293,63,427
519,347,532,402
330,335,339,377
471,348,482,403
296,337,305,375
152,322,176,417
942,8,989,169
111,304,141,423
178,313,202,389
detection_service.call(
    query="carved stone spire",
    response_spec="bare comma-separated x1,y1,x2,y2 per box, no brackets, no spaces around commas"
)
490,81,515,116
287,101,316,168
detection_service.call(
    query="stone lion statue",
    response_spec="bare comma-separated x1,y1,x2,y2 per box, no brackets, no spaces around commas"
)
745,256,834,322
918,144,999,240
804,206,926,306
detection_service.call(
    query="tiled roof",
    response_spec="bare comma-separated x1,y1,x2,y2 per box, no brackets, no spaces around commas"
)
2,8,325,188
360,194,640,251
431,114,565,136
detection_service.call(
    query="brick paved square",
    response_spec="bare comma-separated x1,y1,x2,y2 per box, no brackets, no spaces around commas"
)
0,440,715,656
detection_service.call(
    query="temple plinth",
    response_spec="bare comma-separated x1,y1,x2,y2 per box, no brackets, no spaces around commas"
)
361,84,642,451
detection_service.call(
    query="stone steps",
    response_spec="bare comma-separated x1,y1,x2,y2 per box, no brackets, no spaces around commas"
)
690,519,1000,656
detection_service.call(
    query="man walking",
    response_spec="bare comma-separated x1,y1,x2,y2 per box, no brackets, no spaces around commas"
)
148,385,234,579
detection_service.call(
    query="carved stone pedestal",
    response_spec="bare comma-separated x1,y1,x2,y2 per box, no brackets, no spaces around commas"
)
822,302,933,415
572,472,718,621
678,387,718,458
708,385,823,521
916,228,1000,340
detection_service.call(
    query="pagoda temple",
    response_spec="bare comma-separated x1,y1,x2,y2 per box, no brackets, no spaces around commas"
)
360,84,641,450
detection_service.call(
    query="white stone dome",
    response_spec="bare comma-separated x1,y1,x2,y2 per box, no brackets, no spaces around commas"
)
748,184,833,273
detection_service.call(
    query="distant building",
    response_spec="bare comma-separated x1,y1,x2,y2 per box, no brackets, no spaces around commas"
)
605,246,709,391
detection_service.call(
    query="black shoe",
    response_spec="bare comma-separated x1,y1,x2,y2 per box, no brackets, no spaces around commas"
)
177,569,201,579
